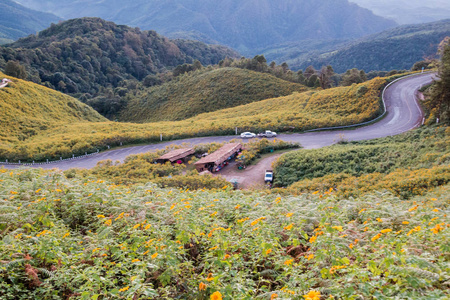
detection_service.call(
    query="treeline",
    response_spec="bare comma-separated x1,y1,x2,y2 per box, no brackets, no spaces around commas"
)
0,17,237,117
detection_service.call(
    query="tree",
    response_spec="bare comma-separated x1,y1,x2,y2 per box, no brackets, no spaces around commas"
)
341,68,365,86
318,65,334,89
304,65,316,79
4,61,27,79
429,39,450,124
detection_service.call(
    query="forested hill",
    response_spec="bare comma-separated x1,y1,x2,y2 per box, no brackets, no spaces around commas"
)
0,0,61,44
292,19,450,72
15,0,396,54
0,17,238,98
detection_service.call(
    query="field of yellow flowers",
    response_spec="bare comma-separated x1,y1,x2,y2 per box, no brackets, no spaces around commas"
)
1,167,448,299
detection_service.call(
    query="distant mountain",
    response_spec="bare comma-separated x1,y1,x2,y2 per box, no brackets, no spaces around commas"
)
269,19,450,73
119,68,308,123
15,0,397,55
0,18,238,100
350,0,450,25
0,0,61,44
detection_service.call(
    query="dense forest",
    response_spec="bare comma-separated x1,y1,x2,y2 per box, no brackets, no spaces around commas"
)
0,18,238,102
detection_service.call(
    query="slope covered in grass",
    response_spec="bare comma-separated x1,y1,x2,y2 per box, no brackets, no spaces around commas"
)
273,126,450,198
0,167,448,299
0,76,387,161
120,68,308,122
0,72,106,145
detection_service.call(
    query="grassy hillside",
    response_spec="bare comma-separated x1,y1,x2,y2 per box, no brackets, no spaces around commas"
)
0,72,106,145
0,75,387,162
0,0,61,41
0,167,448,298
273,126,450,198
120,68,308,122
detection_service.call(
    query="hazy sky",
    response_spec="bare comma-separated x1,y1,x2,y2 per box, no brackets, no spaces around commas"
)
350,0,450,24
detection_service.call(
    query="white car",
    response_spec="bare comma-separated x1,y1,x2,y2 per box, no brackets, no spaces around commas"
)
240,132,256,138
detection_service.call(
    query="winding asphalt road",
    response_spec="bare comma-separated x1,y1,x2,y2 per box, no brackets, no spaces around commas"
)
3,72,436,171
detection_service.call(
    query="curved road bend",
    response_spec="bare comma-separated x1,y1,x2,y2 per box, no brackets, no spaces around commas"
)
3,72,436,171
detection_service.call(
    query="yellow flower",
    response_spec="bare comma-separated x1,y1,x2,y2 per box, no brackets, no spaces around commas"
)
224,254,231,259
332,226,343,232
380,229,392,234
206,273,214,282
306,254,314,260
104,219,112,226
62,232,70,238
210,211,218,217
408,205,418,212
431,223,444,234
209,246,218,251
309,236,317,243
132,259,140,263
151,253,158,259
303,290,321,300
407,226,421,236
266,249,272,255
235,204,241,209
371,233,382,242
92,248,101,253
133,224,141,229
145,224,151,230
349,243,354,249
376,218,383,222
119,286,129,292
433,208,439,212
199,282,207,291
402,221,409,224
271,293,278,299
284,224,293,231
284,259,294,266
286,213,294,218
210,291,222,300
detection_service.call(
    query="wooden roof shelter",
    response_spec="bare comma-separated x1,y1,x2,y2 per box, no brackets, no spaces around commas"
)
194,143,242,171
157,148,194,163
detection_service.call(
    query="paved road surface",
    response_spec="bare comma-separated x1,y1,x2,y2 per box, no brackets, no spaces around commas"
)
2,73,435,171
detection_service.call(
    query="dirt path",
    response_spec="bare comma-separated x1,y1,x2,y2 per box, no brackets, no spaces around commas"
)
214,151,292,189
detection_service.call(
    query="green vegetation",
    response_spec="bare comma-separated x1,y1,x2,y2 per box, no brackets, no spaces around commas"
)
0,72,105,145
120,68,307,122
0,17,237,112
273,126,450,198
0,74,387,162
0,0,60,41
426,38,450,124
0,167,448,299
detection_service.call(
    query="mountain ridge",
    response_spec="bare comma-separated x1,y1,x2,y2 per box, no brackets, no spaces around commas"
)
15,0,397,54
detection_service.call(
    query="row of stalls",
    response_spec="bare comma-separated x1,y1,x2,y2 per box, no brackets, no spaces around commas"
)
156,148,195,164
194,143,242,173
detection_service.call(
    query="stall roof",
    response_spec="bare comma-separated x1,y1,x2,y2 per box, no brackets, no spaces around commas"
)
194,143,242,166
158,148,194,162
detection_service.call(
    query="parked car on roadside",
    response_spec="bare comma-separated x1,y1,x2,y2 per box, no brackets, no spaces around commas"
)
240,132,256,138
264,170,273,183
257,130,277,138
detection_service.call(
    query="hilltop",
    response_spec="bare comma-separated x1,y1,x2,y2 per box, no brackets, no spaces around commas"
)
119,68,308,122
269,19,450,72
15,0,396,55
0,0,61,44
0,18,238,100
0,71,105,155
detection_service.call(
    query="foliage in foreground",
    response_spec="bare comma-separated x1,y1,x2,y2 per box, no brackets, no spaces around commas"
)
0,75,386,162
0,168,449,299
